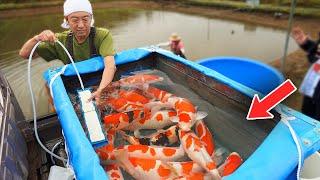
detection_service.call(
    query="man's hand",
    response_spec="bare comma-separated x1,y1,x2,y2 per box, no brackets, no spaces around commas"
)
88,89,103,106
291,27,308,45
35,30,57,43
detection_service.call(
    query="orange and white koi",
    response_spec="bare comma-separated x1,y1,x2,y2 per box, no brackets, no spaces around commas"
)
167,161,204,176
104,109,176,132
114,149,178,179
168,151,242,178
96,128,116,161
104,96,145,112
120,125,179,146
118,144,186,162
116,74,164,87
173,172,213,180
124,110,177,133
99,144,186,162
195,120,215,157
217,152,243,176
104,164,124,180
143,86,207,131
178,130,221,180
118,89,150,104
104,110,142,130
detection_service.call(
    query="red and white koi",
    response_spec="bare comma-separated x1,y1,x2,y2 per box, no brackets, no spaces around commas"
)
96,128,116,161
173,172,213,180
118,144,186,162
104,109,176,132
124,110,177,133
104,164,124,180
114,150,178,179
98,144,186,162
120,125,179,147
178,130,221,180
115,74,164,88
217,152,243,176
195,120,215,157
142,86,207,131
104,96,145,112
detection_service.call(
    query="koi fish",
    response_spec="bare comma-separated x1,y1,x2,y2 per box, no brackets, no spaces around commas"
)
120,125,179,147
99,143,186,163
167,161,204,176
117,144,186,162
104,96,145,112
118,89,150,104
173,172,213,180
114,149,179,179
96,128,116,161
124,110,177,133
195,120,215,157
217,152,242,176
178,130,221,180
104,109,176,132
117,74,164,87
104,110,142,130
142,86,207,131
104,164,124,180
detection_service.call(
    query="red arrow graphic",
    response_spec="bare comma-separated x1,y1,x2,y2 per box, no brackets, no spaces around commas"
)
246,79,297,120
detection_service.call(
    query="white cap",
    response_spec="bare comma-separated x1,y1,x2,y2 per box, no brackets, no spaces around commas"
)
61,0,94,29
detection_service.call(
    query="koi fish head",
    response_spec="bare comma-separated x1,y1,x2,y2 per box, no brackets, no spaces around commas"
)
172,111,208,131
119,89,150,104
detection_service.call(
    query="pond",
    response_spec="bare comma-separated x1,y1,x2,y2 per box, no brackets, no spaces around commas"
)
0,8,298,120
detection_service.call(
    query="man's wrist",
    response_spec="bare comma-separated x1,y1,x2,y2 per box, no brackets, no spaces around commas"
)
96,87,103,92
33,35,40,42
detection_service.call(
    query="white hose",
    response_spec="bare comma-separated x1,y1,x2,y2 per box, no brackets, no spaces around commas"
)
28,40,85,162
55,40,84,90
50,140,64,165
276,106,302,180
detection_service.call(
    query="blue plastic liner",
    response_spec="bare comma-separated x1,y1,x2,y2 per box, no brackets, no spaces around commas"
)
44,47,320,180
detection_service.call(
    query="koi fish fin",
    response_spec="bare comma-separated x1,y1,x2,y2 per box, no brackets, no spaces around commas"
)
171,116,180,123
131,70,155,75
196,111,208,120
114,149,142,178
161,161,180,177
212,147,226,166
134,129,141,138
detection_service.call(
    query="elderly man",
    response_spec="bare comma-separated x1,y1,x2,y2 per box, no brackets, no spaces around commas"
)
19,0,116,105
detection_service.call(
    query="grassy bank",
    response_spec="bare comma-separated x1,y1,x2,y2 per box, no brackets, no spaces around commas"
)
0,0,136,10
0,1,62,10
1,0,319,18
182,0,320,17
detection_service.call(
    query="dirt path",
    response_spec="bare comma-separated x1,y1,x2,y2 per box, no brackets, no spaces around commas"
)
1,0,319,110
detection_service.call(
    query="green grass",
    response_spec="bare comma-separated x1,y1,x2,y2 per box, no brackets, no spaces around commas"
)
0,1,63,10
183,0,320,17
233,0,320,8
1,0,319,17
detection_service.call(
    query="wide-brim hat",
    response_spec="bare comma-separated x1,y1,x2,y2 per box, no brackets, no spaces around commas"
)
169,33,181,41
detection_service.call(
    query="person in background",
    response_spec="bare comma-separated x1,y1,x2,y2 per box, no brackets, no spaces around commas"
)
292,27,320,120
157,33,186,58
19,0,116,106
